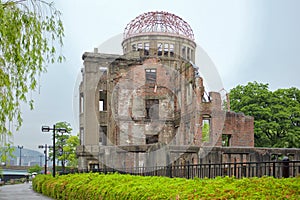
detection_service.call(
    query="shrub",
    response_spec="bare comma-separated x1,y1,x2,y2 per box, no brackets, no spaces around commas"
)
33,173,300,199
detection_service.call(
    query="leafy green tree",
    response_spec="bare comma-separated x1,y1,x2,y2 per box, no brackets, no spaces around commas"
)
62,134,79,168
0,0,64,149
47,122,79,170
0,143,15,165
28,164,42,174
48,122,72,170
229,82,300,148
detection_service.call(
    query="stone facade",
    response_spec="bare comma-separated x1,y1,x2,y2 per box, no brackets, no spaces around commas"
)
76,11,257,171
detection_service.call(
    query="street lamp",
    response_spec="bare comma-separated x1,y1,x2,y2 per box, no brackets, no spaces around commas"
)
38,144,52,175
41,125,67,177
17,145,23,166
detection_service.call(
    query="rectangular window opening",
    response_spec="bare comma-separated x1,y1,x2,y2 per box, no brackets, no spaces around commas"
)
187,47,190,60
202,119,210,142
170,44,174,57
99,126,107,145
99,100,104,111
137,43,143,51
145,99,159,120
145,69,156,83
146,135,158,144
144,42,150,56
182,46,186,59
164,43,169,57
80,93,84,113
99,90,107,111
222,134,231,147
157,43,162,56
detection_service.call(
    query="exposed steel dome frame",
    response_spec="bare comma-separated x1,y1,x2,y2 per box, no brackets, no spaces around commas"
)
123,11,195,41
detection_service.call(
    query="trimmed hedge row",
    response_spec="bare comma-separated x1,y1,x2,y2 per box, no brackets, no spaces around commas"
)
33,173,300,199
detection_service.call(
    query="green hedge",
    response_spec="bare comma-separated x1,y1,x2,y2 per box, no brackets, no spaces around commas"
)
33,173,300,199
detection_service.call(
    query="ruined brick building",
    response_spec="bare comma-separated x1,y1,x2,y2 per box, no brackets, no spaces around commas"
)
76,11,299,171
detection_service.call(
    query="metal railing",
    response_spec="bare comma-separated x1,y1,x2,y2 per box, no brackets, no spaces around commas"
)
75,160,300,179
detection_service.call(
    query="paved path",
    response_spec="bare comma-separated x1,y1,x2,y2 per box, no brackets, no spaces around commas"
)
0,183,53,200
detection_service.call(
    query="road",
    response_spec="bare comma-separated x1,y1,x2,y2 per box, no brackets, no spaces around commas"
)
0,183,53,200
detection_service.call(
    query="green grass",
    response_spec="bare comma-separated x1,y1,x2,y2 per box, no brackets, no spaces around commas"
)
33,173,300,199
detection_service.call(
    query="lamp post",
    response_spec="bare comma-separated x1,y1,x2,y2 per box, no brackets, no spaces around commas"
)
41,125,67,177
38,144,52,174
17,145,23,166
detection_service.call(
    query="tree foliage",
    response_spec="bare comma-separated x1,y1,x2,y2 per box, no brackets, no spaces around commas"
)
229,82,300,148
28,164,42,174
48,121,71,162
0,0,64,145
202,122,210,142
63,134,79,167
0,143,14,165
48,122,78,168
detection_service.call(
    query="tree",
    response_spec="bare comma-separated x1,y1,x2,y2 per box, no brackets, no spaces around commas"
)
229,82,300,148
47,122,79,170
28,164,42,174
48,121,72,171
62,134,79,168
0,143,14,165
0,0,64,149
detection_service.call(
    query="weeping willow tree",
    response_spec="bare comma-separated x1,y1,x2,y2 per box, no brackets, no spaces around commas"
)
0,0,64,162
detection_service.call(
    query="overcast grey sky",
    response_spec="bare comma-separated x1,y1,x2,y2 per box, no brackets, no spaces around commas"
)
12,0,300,151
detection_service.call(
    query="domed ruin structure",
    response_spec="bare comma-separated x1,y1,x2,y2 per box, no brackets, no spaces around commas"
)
123,11,194,40
77,11,256,171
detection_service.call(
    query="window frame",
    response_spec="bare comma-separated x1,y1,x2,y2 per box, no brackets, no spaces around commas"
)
145,99,159,119
146,134,159,144
145,68,157,84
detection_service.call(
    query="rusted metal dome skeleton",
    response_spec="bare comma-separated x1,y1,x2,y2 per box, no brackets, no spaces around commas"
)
123,11,195,40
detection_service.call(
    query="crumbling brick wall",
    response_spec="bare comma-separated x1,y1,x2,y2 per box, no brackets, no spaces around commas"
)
78,52,256,170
